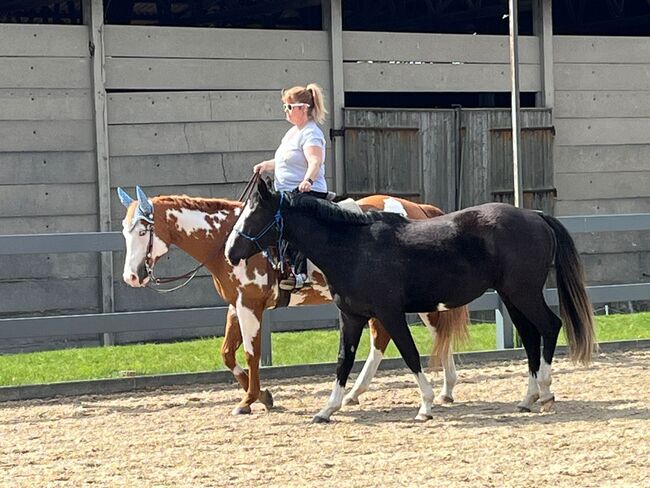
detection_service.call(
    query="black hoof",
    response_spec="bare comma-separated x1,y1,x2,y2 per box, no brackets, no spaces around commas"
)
517,406,532,413
311,415,330,424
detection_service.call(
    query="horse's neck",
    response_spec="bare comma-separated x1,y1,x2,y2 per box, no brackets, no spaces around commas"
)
162,202,239,273
283,209,347,271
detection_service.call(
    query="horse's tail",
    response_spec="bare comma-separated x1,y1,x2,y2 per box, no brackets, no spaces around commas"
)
428,306,470,370
417,203,444,219
540,214,596,365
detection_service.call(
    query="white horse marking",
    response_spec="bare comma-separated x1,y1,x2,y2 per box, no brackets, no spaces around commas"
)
121,220,169,286
537,359,554,403
230,260,268,289
166,208,228,237
381,197,408,217
315,381,346,421
343,335,384,406
436,303,449,311
414,371,435,420
235,292,260,356
419,312,457,401
518,372,540,411
225,201,252,259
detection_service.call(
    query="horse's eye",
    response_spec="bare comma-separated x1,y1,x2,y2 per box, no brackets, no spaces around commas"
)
138,229,147,237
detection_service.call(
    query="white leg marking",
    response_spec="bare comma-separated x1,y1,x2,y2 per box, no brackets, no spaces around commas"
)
518,373,540,411
343,337,384,406
235,292,260,356
419,312,456,402
315,381,345,421
232,365,245,376
536,359,554,404
414,372,435,421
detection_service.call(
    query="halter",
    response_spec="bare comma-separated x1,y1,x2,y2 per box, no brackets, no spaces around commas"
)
235,192,287,271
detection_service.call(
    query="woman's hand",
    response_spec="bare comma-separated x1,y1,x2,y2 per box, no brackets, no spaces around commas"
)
253,160,274,174
298,179,313,192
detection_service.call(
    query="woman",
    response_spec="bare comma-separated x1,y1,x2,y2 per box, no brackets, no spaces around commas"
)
253,83,328,290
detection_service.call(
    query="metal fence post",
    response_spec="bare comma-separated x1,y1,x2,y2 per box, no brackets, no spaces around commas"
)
261,311,273,366
496,296,515,349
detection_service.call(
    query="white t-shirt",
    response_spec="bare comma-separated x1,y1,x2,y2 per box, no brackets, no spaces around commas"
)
273,120,327,192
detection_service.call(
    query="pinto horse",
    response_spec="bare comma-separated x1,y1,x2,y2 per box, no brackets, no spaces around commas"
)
226,180,596,422
118,186,468,414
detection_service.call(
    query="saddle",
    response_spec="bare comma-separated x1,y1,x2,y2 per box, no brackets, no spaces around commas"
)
273,197,362,309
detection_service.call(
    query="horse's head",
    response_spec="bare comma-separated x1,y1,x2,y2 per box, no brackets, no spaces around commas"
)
225,178,281,266
118,186,169,287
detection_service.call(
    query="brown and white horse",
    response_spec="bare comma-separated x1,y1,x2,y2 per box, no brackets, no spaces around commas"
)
118,187,469,414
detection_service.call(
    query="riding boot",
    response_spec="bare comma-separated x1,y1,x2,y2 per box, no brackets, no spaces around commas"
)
279,251,310,291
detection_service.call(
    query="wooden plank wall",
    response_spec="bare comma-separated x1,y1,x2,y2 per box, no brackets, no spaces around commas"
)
103,26,332,339
342,32,541,92
553,36,650,286
0,25,101,336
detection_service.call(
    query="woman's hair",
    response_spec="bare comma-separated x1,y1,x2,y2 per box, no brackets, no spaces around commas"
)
282,83,327,124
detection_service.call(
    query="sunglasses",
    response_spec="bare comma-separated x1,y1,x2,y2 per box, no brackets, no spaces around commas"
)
282,102,310,112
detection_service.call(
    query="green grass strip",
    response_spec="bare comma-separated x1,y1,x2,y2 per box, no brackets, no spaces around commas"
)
0,312,648,386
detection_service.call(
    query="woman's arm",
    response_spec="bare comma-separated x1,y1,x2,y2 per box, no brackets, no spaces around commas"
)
253,159,275,174
298,146,324,192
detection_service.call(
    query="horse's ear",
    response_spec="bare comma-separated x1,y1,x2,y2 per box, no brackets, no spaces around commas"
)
117,187,134,208
136,185,153,216
257,177,272,201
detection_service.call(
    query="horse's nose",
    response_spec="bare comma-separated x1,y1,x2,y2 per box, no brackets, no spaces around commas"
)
124,272,140,287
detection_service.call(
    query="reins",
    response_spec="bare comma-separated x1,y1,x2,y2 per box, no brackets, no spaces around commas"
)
144,173,260,293
233,191,287,272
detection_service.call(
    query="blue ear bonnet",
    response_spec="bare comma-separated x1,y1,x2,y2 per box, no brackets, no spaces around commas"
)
117,186,154,231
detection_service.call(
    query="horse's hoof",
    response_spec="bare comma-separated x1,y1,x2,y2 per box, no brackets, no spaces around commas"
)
414,413,433,422
231,405,252,416
342,395,359,406
311,415,330,424
540,396,555,413
517,405,532,413
259,389,274,410
434,395,454,405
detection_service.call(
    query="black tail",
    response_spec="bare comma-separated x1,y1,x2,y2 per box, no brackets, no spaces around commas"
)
541,214,596,364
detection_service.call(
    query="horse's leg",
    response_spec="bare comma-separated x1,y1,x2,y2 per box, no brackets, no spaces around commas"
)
501,292,561,412
342,318,391,406
534,300,563,412
379,312,434,421
419,312,457,404
222,305,248,391
232,295,264,415
312,311,367,423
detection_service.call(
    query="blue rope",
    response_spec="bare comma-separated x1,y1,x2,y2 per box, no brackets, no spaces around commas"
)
236,192,286,270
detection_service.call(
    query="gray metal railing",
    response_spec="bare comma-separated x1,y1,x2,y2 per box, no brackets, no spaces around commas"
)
1,213,649,365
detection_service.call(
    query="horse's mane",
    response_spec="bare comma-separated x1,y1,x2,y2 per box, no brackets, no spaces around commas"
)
153,195,241,213
287,193,408,226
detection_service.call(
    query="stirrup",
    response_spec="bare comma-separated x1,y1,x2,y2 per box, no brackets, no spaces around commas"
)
279,273,308,291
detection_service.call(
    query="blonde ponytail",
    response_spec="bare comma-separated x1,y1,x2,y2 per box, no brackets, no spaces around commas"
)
282,83,328,125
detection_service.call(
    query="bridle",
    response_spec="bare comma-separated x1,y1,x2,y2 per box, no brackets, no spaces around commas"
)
140,174,264,294
141,220,205,294
234,191,287,272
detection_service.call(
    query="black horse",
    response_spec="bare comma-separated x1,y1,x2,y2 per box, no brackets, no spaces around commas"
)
226,180,596,422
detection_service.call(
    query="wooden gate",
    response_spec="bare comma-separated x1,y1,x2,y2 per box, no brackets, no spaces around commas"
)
343,108,555,213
